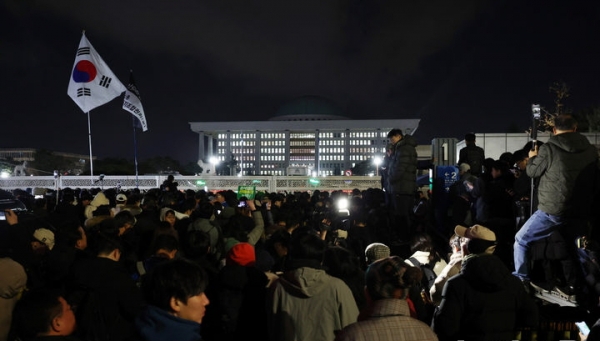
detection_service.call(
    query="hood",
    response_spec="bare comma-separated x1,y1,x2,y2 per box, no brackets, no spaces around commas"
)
0,258,27,299
279,267,330,298
460,254,512,293
548,132,592,154
84,192,111,219
90,191,110,207
136,305,201,341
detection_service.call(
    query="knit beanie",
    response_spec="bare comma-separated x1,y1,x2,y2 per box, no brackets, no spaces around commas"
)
226,242,256,267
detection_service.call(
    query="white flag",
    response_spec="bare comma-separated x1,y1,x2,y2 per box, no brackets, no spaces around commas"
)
67,32,126,113
123,71,148,131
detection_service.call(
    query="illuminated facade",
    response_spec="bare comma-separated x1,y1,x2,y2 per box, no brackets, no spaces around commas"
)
189,96,420,176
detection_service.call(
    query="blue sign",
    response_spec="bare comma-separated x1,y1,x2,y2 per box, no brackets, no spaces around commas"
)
436,165,458,193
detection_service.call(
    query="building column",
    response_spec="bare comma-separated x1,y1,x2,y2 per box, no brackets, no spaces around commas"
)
198,132,205,162
207,134,213,160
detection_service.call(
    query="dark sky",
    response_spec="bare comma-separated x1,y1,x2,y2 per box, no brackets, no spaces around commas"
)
2,0,600,164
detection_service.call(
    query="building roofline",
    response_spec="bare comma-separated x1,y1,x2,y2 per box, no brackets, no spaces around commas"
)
189,119,420,134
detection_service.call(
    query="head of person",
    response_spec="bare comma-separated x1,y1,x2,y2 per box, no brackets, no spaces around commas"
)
464,132,476,144
365,256,421,301
115,193,127,205
58,219,87,250
150,233,180,260
553,114,578,133
114,210,137,236
287,231,327,269
365,242,391,265
12,288,76,338
490,159,508,179
32,228,55,254
140,258,210,324
182,230,211,259
88,228,122,259
459,163,471,175
163,209,177,227
226,242,256,267
454,224,497,254
513,149,529,170
387,128,403,145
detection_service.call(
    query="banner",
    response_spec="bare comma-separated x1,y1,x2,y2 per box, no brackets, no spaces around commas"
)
67,31,125,113
123,71,148,131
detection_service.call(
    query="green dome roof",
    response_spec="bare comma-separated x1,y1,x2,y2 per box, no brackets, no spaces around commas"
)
270,96,348,121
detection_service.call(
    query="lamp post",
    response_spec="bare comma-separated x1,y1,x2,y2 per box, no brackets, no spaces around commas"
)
373,156,382,177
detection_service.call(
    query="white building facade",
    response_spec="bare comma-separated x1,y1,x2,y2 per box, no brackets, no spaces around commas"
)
189,96,420,176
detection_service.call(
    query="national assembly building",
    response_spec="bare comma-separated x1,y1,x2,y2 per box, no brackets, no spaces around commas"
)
189,96,420,176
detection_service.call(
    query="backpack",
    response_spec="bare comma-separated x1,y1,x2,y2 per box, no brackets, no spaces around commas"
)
407,257,436,323
408,257,436,292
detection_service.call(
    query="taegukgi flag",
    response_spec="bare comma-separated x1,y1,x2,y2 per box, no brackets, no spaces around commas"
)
123,71,148,131
67,31,126,113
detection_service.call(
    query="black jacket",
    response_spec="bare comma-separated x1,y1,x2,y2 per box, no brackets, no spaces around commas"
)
386,135,418,196
432,254,539,341
67,257,145,341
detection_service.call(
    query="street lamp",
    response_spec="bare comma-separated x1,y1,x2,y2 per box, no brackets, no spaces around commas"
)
373,156,382,176
209,156,219,175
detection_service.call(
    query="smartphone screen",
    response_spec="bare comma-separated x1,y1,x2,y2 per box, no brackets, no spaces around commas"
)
0,212,5,220
576,321,590,336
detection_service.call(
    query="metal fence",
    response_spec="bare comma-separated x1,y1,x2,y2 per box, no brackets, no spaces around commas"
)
0,175,382,194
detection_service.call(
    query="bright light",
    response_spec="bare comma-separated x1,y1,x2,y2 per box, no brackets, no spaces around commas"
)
312,171,317,177
0,171,10,178
209,156,220,165
336,197,349,210
373,156,382,167
373,156,383,176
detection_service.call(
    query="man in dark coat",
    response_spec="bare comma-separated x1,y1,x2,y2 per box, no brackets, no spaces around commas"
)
385,128,418,242
458,132,485,177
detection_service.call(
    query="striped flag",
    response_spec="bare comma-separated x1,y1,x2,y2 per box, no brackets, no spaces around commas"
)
67,31,125,113
123,71,148,131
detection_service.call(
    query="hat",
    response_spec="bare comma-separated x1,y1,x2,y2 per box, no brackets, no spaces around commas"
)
116,193,127,202
455,224,497,254
33,228,55,250
455,224,496,242
226,242,256,267
365,243,391,265
366,256,415,300
459,163,471,173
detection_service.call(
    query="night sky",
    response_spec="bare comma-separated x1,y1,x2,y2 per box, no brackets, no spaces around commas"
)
2,0,600,164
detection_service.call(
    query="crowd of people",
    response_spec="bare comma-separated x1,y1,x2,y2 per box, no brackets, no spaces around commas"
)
1,119,600,340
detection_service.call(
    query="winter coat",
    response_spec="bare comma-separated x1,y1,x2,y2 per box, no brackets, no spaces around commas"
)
135,305,202,341
267,266,359,341
527,131,598,217
386,135,418,196
83,192,110,220
67,257,144,341
432,254,538,341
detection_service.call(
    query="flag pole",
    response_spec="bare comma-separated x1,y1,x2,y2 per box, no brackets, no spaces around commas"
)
87,110,94,183
132,114,139,188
